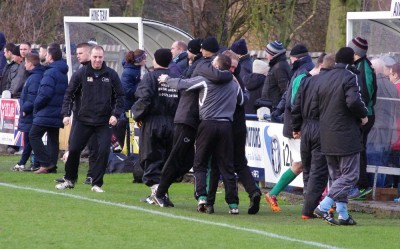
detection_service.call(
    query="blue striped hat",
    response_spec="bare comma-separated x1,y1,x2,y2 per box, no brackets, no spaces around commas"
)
266,41,286,57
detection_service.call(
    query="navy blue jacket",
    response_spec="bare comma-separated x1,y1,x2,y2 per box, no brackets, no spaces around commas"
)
33,60,68,128
121,62,141,111
18,65,46,132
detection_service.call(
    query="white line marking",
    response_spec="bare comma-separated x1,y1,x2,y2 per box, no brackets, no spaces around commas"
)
0,182,342,249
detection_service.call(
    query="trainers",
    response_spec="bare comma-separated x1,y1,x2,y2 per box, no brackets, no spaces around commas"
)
348,187,360,199
83,177,93,185
55,179,75,190
265,193,281,212
12,164,25,171
164,194,174,207
22,165,40,172
328,207,336,218
91,185,105,193
229,204,239,215
55,176,66,183
248,191,261,215
358,188,372,198
206,205,214,214
153,194,174,208
140,196,155,204
338,215,357,225
197,197,207,213
314,207,339,225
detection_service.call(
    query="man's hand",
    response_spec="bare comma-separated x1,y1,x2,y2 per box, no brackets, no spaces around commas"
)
361,116,368,126
158,74,168,83
109,115,118,126
293,131,301,139
63,117,70,126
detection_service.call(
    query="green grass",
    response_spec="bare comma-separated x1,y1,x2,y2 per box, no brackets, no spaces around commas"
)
0,154,399,249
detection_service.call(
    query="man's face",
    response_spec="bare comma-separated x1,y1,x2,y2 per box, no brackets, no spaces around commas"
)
76,47,90,63
384,66,391,77
211,56,219,69
39,47,47,61
12,54,22,64
25,60,34,71
170,42,181,58
19,44,31,58
4,48,12,60
266,53,273,61
230,59,238,73
91,48,104,70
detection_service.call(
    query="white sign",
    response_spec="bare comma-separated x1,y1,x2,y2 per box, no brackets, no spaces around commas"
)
391,0,400,17
90,8,109,22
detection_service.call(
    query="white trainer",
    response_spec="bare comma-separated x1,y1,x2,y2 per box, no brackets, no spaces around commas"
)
12,164,25,171
91,185,105,193
55,179,75,190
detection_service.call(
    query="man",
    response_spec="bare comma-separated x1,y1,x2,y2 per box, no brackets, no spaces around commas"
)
131,48,179,202
13,53,45,171
30,43,68,174
153,37,232,207
170,40,188,76
264,44,314,212
160,54,243,214
38,44,47,65
314,47,368,226
0,43,16,93
10,42,31,98
347,37,377,199
291,53,335,219
206,49,262,215
381,55,396,78
57,45,124,192
230,38,252,80
261,40,290,108
55,42,97,185
182,38,203,78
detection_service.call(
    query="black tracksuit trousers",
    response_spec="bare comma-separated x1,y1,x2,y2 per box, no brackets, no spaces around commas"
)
193,120,239,205
300,120,328,216
156,123,196,198
207,123,260,205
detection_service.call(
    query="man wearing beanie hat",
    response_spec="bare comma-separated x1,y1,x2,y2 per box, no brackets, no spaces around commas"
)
201,37,219,54
243,59,268,114
131,48,179,202
261,40,290,108
313,46,368,225
347,37,377,200
230,38,252,80
182,38,203,78
264,43,314,213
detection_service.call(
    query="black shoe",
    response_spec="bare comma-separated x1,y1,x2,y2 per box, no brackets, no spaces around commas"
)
314,207,340,226
55,176,66,183
339,215,357,225
206,205,214,214
164,195,174,207
153,195,174,207
47,166,57,174
22,165,40,172
248,191,261,215
83,177,92,185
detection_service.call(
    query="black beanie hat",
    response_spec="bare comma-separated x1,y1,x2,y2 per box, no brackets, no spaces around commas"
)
154,48,172,68
201,37,219,53
230,38,248,55
12,45,21,57
290,44,308,58
188,38,203,55
335,47,355,65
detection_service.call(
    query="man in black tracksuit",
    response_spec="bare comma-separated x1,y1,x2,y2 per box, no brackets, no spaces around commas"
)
154,37,232,206
131,49,179,202
57,45,125,192
206,50,262,215
291,54,335,218
160,54,243,214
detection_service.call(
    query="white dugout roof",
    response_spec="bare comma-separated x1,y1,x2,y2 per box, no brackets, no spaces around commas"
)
64,15,193,78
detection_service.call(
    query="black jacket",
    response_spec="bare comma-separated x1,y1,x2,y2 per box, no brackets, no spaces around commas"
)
261,53,291,107
317,63,368,155
62,62,125,126
238,54,253,81
132,68,179,122
243,73,265,114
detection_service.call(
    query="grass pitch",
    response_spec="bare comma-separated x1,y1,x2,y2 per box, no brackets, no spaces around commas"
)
0,154,399,249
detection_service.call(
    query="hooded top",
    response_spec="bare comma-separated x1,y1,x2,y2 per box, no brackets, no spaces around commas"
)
0,32,7,77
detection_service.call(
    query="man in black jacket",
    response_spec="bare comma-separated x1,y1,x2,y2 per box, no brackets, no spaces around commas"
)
57,45,125,192
132,48,179,203
314,47,368,226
